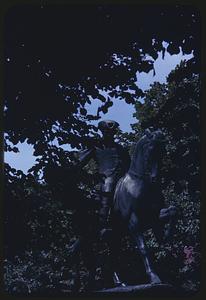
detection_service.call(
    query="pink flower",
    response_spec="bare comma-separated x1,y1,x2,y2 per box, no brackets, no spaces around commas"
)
184,246,195,265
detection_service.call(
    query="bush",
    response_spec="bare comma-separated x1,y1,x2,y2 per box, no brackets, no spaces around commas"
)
145,182,200,292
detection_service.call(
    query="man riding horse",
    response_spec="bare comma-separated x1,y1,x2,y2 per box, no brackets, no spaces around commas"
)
77,119,131,228
68,121,177,290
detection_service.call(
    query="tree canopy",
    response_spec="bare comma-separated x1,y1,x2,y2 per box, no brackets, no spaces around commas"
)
4,3,201,174
132,60,200,192
4,58,201,294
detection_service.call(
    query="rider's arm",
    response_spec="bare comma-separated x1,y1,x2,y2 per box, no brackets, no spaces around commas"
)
74,147,94,169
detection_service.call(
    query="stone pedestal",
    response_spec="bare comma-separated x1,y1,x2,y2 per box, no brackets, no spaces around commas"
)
94,283,177,296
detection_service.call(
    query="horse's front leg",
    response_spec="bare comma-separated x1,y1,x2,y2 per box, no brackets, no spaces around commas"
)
133,234,161,284
129,213,161,285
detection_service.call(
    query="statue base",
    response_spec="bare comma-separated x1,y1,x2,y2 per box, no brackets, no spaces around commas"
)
94,283,177,296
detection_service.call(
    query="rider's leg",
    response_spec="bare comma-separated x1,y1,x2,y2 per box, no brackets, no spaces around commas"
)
99,192,112,228
99,175,117,228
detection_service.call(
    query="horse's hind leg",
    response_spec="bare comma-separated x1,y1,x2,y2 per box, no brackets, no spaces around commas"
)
133,233,162,284
81,238,97,291
102,227,126,287
129,213,161,285
69,236,96,291
110,229,126,287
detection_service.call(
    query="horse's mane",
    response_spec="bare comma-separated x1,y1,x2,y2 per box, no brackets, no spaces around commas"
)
133,135,151,158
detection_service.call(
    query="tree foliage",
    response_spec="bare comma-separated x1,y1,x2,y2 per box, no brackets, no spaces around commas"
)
132,60,200,193
4,4,201,170
131,60,200,292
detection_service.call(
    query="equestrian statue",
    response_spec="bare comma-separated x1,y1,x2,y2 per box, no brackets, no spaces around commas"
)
68,120,177,290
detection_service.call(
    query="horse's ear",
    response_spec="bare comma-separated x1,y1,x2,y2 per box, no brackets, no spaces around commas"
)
145,128,153,138
155,129,163,137
153,129,165,141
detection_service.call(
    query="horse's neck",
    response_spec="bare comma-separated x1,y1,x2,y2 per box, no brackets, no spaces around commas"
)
128,145,145,177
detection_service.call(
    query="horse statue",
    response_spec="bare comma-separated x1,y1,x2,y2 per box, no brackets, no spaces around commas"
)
67,128,177,290
106,128,177,286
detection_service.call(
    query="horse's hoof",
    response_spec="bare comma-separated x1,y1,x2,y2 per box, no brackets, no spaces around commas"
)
120,282,127,287
114,281,127,287
84,281,96,292
112,271,127,287
151,279,162,285
148,273,162,285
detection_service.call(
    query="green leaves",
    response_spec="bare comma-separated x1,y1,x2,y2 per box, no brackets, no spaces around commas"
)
126,58,201,291
97,97,114,115
80,108,87,116
132,60,200,192
3,5,201,294
167,43,180,55
4,5,200,159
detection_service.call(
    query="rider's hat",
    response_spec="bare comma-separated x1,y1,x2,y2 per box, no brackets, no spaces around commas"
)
98,120,119,132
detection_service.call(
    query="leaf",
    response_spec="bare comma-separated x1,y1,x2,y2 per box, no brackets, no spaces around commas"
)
167,43,180,55
97,93,106,102
80,108,87,116
101,106,108,114
162,47,166,59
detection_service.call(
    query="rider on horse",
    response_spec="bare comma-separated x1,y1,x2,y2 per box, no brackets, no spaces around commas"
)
67,125,178,289
76,119,131,228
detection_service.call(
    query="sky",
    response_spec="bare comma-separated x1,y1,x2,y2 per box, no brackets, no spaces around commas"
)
4,49,193,173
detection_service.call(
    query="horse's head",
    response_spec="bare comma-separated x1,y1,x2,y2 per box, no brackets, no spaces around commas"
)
141,128,166,182
145,128,165,152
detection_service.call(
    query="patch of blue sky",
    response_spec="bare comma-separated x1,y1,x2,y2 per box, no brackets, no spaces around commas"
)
4,49,193,173
86,48,193,132
4,141,40,173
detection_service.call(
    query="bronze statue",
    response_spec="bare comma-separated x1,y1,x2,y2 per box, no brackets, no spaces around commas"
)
110,128,177,285
68,124,177,290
